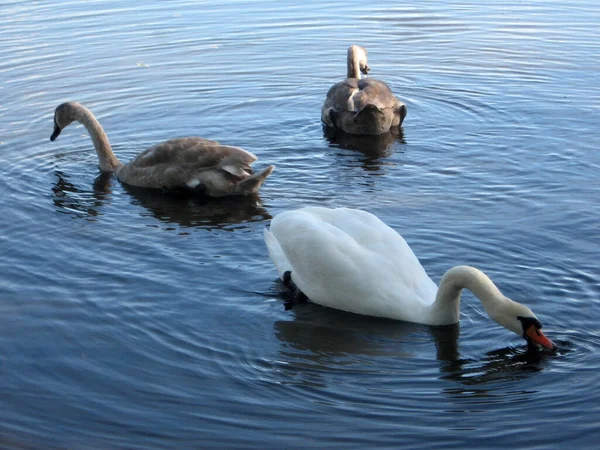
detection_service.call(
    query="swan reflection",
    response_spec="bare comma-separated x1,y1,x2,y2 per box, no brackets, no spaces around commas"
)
51,171,271,229
274,302,458,362
324,126,406,172
122,184,271,229
272,284,555,390
52,171,113,220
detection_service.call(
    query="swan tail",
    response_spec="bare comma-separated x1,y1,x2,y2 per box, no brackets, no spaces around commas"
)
356,103,384,119
236,165,275,194
393,103,408,127
353,104,393,135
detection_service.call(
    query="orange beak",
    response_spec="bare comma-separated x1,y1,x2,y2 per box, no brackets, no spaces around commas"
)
525,324,556,350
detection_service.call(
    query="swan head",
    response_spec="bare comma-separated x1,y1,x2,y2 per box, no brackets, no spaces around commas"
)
493,299,556,350
51,102,81,141
347,45,370,78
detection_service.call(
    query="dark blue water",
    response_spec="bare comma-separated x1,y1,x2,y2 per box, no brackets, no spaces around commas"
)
1,0,599,448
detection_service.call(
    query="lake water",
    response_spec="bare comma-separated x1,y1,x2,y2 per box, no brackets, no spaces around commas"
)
1,0,599,448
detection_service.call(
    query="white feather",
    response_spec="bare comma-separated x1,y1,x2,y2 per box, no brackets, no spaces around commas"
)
265,207,438,322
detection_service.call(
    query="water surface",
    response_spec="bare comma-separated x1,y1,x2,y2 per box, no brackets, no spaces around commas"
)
1,0,599,448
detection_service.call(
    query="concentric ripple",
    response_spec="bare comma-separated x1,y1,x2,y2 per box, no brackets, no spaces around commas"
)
1,0,599,449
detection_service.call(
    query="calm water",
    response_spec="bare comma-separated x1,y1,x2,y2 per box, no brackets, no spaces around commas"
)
1,0,600,448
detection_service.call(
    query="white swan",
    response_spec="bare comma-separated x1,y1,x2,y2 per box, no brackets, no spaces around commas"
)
50,102,274,197
321,45,407,135
264,207,555,350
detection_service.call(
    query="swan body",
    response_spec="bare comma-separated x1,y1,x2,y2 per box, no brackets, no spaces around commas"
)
321,45,407,135
50,102,274,197
264,207,555,349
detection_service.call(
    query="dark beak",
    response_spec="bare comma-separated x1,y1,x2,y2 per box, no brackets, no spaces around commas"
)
525,324,556,351
50,123,61,141
361,65,370,75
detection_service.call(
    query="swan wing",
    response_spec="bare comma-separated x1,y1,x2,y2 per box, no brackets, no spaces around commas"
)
323,80,359,111
117,137,265,191
266,207,437,320
128,137,257,170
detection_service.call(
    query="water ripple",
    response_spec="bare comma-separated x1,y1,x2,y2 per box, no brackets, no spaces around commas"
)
1,0,600,449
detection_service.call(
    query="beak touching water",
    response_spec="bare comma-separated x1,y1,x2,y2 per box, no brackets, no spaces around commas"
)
525,324,556,350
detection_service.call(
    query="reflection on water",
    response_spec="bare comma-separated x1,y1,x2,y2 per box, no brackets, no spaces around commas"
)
123,185,271,230
273,284,555,390
52,171,113,220
3,0,600,447
323,126,406,172
275,304,423,359
440,344,552,389
52,171,271,229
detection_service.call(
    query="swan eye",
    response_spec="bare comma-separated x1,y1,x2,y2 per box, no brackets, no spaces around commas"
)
517,315,543,331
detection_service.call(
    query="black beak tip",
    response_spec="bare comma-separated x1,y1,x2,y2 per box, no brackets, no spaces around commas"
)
50,125,61,141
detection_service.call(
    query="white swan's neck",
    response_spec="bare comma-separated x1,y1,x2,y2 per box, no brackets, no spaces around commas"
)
347,47,362,79
428,265,507,325
75,105,122,172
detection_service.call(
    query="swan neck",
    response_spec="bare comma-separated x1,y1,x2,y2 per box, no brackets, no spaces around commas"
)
347,48,361,79
76,106,122,172
431,265,505,325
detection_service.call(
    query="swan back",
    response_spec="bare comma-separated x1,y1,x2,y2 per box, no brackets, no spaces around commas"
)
118,138,252,185
266,207,438,321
